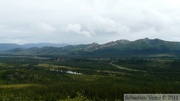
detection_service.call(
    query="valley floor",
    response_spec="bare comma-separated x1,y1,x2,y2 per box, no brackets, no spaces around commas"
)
0,56,179,101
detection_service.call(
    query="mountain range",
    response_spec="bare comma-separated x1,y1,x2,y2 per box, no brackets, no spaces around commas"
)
1,38,180,58
0,43,67,52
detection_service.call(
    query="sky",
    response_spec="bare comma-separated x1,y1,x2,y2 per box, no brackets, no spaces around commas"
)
0,0,180,44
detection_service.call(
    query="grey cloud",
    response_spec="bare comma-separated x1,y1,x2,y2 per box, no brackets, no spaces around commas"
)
30,22,57,34
0,0,180,44
87,16,130,35
61,24,94,37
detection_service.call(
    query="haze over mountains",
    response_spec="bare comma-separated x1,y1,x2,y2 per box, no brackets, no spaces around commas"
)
1,38,180,58
0,43,67,52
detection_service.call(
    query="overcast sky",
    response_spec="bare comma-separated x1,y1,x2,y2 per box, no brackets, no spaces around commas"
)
0,0,180,44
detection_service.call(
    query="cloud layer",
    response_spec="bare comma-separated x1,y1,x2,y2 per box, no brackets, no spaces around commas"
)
0,0,180,44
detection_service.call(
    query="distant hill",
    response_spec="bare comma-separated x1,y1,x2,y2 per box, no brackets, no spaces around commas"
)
0,43,21,52
2,38,180,58
22,43,67,49
0,43,68,52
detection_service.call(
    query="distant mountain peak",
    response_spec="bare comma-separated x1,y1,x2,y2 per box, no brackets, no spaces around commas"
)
144,37,150,40
91,42,99,45
115,39,130,44
84,42,100,52
102,39,130,47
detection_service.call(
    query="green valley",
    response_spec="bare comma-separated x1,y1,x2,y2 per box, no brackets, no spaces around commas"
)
0,56,179,101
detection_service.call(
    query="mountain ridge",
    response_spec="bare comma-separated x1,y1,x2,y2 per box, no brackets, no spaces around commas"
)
1,38,180,58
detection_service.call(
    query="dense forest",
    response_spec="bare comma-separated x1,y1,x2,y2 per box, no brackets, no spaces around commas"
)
0,56,179,101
